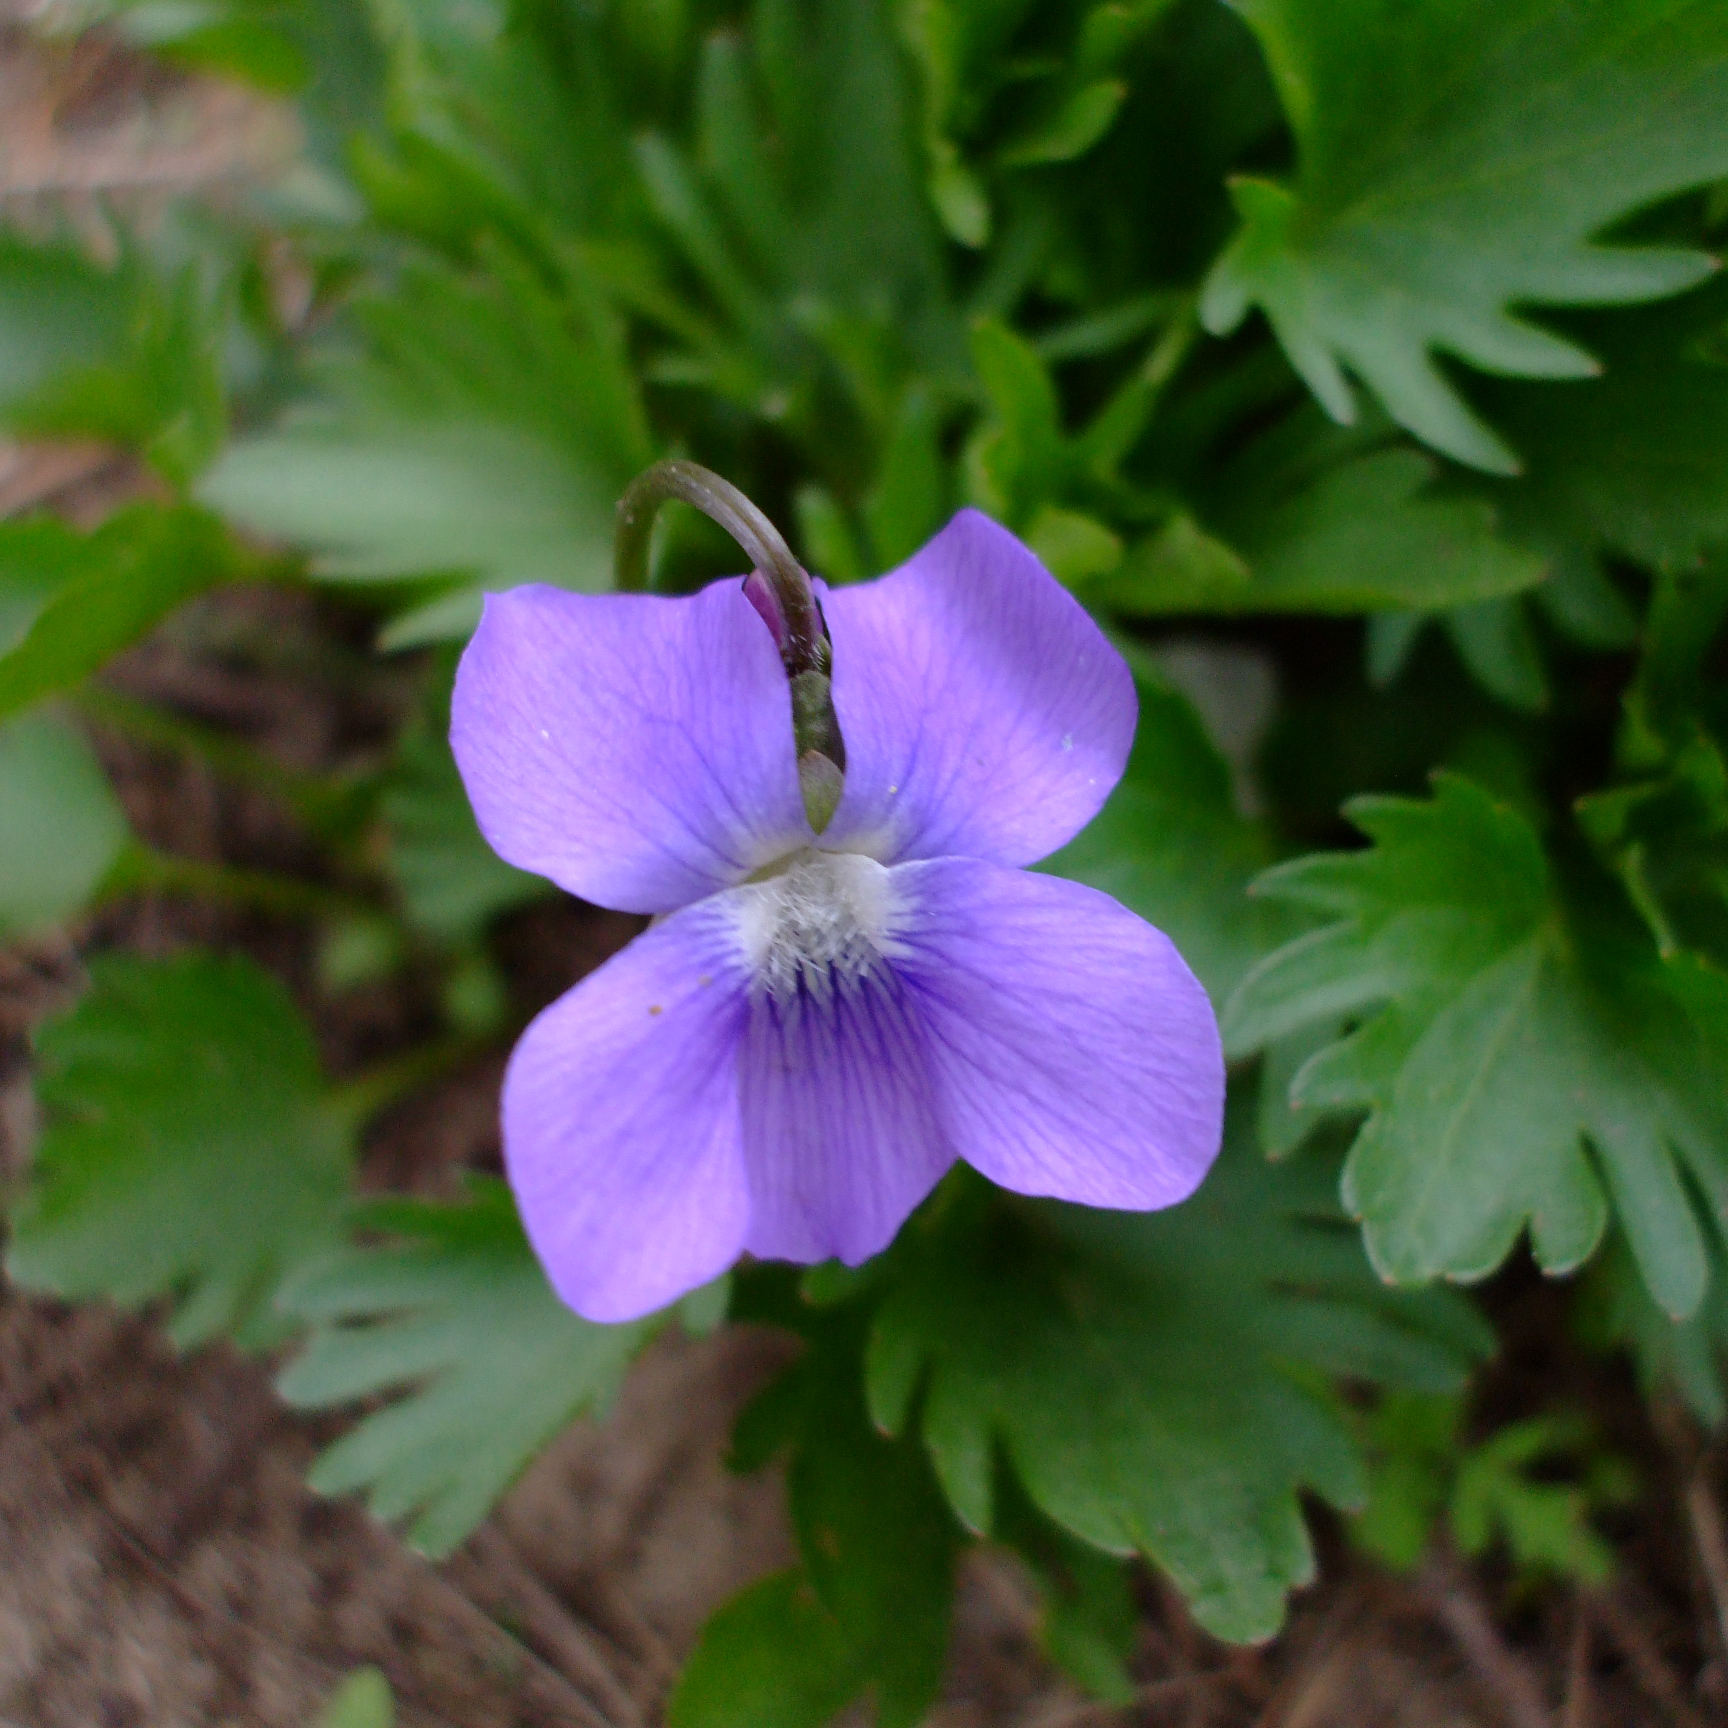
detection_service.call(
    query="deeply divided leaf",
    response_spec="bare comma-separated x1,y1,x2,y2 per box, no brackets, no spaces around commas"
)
8,953,352,1349
0,505,257,723
382,668,548,944
867,1133,1490,1642
200,258,652,645
276,1179,663,1557
1226,774,1728,1317
1203,0,1728,471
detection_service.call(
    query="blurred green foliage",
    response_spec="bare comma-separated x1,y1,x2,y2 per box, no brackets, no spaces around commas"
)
1354,1393,1636,1588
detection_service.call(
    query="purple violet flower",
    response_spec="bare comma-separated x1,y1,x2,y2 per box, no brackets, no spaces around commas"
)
452,507,1224,1321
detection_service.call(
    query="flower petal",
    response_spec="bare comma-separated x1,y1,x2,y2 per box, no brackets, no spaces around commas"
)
739,960,955,1265
453,581,809,914
892,857,1223,1208
502,899,752,1321
819,510,1136,866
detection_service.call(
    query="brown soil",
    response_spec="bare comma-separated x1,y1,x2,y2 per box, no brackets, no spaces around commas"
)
2,19,1727,1728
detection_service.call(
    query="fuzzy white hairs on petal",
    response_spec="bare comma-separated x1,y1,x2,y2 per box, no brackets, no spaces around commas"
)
735,850,903,1005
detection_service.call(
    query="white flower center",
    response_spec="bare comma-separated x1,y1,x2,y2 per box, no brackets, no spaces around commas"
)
735,849,900,1003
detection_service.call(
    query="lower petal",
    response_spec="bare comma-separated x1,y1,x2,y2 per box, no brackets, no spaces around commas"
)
891,858,1223,1209
739,963,955,1265
502,898,752,1321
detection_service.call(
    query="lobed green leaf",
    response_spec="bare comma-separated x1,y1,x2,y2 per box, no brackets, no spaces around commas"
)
277,1180,671,1557
1204,0,1728,472
0,505,258,723
867,1129,1490,1642
1228,774,1728,1318
8,953,353,1350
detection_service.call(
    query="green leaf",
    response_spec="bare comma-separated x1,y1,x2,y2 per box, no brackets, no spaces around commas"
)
1083,512,1249,613
314,1668,395,1728
0,517,95,655
105,2,313,91
0,232,133,413
0,710,128,938
200,256,652,643
1352,1397,1631,1584
1106,422,1545,615
0,505,256,723
1581,1227,1728,1428
1225,773,1728,1318
1037,1549,1138,1703
680,1294,959,1728
867,1131,1490,1643
1202,0,1728,472
276,1180,660,1557
1230,448,1544,613
1351,1392,1461,1571
668,1571,864,1728
899,0,1173,250
862,383,947,568
1581,731,1728,968
1044,652,1288,1004
998,79,1127,168
1478,283,1728,570
929,149,990,248
637,0,958,443
0,229,229,487
1577,561,1728,973
1449,1415,1626,1585
1024,504,1123,585
7,953,353,1350
1256,1019,1339,1161
793,485,867,587
20,267,227,491
964,317,1065,525
991,1479,1139,1703
1621,560,1728,766
1443,595,1549,712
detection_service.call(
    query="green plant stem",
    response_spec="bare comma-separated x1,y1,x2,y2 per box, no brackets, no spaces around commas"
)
75,685,371,851
98,841,376,922
327,1032,490,1134
1077,301,1199,476
1034,289,1189,363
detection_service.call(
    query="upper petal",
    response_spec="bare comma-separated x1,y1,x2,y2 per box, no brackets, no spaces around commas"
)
819,510,1136,867
502,898,753,1321
452,580,810,915
891,857,1223,1209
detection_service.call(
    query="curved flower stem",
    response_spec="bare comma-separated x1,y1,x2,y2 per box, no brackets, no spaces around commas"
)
614,459,847,829
614,459,827,678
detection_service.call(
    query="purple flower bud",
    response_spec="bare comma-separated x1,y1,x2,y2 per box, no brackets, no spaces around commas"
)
452,510,1224,1321
741,570,789,653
